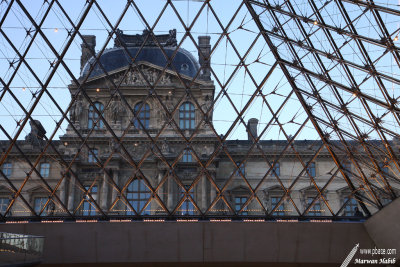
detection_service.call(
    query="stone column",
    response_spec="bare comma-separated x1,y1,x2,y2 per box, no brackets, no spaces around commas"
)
59,170,68,208
111,170,119,210
67,174,76,212
202,174,207,211
100,169,110,210
157,170,164,203
210,171,216,204
167,172,174,211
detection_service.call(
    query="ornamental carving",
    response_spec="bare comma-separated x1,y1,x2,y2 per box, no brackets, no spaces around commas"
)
114,66,172,86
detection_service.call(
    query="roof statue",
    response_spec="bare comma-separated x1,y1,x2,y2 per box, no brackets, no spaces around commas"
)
25,120,46,146
114,29,177,48
80,29,199,79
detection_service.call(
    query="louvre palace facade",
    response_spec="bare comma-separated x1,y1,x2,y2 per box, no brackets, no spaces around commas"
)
0,30,398,220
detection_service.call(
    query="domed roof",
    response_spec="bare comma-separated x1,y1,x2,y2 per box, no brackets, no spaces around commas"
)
81,46,200,79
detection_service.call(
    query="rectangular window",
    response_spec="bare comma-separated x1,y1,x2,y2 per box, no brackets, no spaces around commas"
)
180,188,194,215
88,102,104,129
2,163,12,177
235,162,245,176
272,162,280,177
307,197,321,216
82,186,97,216
235,197,248,215
306,162,316,178
34,197,48,216
40,163,50,178
182,149,192,162
381,197,392,206
342,162,352,177
343,197,358,216
379,162,389,175
88,149,98,163
179,102,195,130
271,196,285,216
0,197,10,214
126,180,151,215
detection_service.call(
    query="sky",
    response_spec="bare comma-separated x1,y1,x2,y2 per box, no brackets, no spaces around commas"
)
0,0,398,143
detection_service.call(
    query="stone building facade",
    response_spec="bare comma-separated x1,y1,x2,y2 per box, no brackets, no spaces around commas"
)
0,30,398,219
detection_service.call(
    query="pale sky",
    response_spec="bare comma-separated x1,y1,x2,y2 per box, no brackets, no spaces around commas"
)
0,0,398,142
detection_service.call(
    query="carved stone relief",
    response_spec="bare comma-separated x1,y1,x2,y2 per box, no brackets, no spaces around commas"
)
114,66,173,86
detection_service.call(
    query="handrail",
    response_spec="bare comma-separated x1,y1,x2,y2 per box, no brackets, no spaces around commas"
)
0,232,45,266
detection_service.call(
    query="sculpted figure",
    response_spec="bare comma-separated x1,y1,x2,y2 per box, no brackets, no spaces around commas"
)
160,73,171,85
70,99,82,123
109,98,120,123
25,119,46,146
161,138,170,154
165,29,177,46
151,69,158,84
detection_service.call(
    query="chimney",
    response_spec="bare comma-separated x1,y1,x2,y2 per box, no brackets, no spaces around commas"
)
80,35,96,72
247,118,258,141
393,136,400,150
198,36,211,80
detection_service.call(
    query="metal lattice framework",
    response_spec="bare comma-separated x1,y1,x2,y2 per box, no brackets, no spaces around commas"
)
0,0,399,221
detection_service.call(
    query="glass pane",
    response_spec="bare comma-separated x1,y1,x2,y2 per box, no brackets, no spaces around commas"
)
133,180,139,191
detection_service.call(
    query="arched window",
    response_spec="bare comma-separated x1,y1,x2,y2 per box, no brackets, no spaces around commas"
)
126,179,151,215
133,102,150,129
88,102,104,129
179,102,195,130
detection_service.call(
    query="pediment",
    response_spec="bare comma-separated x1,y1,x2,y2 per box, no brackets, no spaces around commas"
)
84,61,208,87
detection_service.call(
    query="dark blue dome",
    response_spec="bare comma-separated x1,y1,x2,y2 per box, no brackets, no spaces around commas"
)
81,46,200,79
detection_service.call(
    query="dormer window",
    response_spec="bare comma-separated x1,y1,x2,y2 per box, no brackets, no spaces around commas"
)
181,63,189,71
